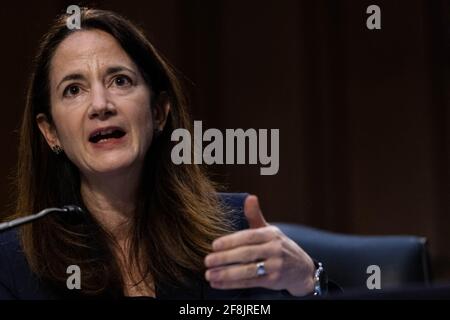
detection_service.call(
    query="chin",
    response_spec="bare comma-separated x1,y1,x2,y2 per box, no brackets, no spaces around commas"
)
89,155,140,175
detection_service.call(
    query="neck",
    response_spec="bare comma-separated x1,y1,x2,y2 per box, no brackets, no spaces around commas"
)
80,167,142,241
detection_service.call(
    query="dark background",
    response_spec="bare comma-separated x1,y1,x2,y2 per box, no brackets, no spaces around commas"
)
0,0,448,281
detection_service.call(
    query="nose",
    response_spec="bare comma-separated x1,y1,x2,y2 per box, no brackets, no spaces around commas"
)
88,84,117,120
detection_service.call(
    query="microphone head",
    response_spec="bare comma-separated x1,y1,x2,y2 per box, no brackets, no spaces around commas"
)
62,205,84,214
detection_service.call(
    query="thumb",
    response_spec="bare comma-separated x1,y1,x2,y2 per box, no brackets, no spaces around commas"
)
244,195,268,229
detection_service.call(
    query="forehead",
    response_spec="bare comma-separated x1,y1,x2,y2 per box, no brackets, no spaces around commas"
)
50,29,134,79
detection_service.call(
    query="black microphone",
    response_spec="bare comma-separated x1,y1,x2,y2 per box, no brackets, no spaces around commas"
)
62,205,84,214
0,205,84,232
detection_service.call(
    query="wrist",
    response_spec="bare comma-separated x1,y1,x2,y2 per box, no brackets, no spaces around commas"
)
286,257,316,296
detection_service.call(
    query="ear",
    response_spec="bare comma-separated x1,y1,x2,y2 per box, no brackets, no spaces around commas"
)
152,92,171,131
36,113,60,148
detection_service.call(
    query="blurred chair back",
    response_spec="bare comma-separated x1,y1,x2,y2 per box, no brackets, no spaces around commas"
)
275,222,431,291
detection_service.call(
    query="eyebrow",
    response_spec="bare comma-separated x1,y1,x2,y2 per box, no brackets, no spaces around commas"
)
56,65,137,90
56,73,85,91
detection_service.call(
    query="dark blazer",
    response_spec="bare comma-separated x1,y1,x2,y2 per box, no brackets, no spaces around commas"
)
0,193,303,300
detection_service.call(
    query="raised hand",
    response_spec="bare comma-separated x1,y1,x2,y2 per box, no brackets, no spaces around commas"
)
204,195,316,296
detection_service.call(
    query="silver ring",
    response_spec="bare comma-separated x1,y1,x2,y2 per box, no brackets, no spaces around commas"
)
256,261,266,277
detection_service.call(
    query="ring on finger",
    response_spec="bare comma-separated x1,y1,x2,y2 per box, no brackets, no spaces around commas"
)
255,261,266,277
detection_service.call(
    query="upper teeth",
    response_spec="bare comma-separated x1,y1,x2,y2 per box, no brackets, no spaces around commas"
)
102,128,115,135
95,128,115,137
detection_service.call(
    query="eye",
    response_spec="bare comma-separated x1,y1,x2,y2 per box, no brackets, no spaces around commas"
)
112,75,132,87
63,85,81,98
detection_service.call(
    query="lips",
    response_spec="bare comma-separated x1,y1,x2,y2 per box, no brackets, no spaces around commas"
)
88,126,126,144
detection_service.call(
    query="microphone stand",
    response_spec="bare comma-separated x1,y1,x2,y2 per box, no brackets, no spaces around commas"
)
0,205,83,232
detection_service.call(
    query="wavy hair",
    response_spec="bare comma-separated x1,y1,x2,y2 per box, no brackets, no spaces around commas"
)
14,8,233,297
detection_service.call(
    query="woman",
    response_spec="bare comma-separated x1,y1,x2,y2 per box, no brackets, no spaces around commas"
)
0,8,322,299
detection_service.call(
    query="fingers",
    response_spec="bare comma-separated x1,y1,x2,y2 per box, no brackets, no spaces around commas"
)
212,225,282,251
207,260,276,283
206,258,283,290
205,195,317,296
205,241,276,268
244,195,268,229
205,228,285,290
206,263,261,283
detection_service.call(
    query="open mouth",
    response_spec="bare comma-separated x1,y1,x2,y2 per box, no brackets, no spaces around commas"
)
88,127,126,144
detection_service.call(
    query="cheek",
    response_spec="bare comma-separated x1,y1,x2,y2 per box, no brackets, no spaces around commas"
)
137,107,154,148
51,108,83,148
130,91,154,147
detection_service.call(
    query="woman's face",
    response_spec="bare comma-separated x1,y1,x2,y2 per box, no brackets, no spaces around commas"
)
38,29,166,178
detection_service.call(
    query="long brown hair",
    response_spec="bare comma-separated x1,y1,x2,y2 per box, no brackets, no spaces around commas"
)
15,8,233,297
